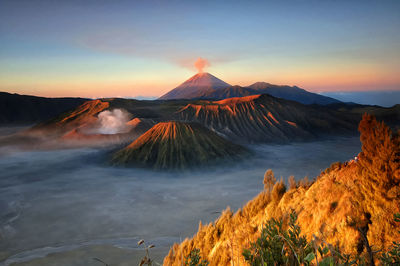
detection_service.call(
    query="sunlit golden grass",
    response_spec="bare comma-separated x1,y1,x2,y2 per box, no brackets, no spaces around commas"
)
164,114,400,265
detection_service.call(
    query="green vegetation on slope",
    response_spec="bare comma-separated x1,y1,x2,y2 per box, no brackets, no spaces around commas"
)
112,121,249,170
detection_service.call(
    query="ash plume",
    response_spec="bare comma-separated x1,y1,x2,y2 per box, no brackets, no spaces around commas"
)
194,57,210,73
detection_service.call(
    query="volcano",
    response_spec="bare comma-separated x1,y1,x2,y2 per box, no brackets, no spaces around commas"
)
159,72,231,100
176,94,355,143
159,72,340,105
111,121,248,169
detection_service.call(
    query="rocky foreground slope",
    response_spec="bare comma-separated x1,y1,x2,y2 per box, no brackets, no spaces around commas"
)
164,114,400,265
112,121,249,170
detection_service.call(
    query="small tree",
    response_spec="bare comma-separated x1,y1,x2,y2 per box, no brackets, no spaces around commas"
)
288,175,297,190
263,169,276,192
243,211,313,265
358,114,400,188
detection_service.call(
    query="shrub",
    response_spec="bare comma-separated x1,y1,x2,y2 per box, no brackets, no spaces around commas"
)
380,213,400,265
271,180,286,202
184,248,209,266
358,114,400,188
288,175,297,190
243,211,313,265
263,169,276,192
243,211,364,265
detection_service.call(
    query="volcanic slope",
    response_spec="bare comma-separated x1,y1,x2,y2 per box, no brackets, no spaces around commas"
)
176,94,355,143
112,121,249,170
159,72,231,100
26,95,399,145
30,98,186,137
157,72,340,104
248,82,340,105
30,99,110,136
0,92,87,125
164,114,400,265
193,83,340,105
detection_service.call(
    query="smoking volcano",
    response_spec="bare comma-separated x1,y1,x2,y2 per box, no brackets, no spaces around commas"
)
158,72,231,100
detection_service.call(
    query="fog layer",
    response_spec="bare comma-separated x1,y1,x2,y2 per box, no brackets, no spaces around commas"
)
0,133,361,265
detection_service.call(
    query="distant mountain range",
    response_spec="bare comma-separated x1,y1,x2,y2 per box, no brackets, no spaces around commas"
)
247,82,340,105
321,90,400,107
159,72,340,105
1,73,399,170
2,89,399,169
29,95,361,145
0,92,87,125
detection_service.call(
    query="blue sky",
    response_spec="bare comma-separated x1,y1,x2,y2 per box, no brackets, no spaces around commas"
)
0,0,399,98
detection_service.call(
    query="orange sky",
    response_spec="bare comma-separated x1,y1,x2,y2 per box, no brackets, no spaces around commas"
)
1,1,399,98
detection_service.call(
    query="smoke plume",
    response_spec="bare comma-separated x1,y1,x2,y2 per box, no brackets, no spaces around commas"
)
96,109,132,134
194,57,210,73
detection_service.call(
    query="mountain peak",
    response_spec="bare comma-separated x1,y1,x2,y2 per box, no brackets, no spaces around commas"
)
159,72,230,100
179,72,230,88
111,121,248,169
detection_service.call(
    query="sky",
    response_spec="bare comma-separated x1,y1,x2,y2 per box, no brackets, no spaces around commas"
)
0,0,399,99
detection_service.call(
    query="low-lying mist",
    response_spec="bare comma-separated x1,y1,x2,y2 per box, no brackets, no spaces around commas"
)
0,127,361,265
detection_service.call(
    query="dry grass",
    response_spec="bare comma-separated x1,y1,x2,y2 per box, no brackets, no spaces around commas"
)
163,114,400,265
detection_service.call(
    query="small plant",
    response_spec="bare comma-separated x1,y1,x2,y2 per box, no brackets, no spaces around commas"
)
184,248,209,266
243,211,364,265
138,239,155,266
243,211,313,265
380,213,400,265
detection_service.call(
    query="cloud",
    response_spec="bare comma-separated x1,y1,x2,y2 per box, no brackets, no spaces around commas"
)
76,28,242,71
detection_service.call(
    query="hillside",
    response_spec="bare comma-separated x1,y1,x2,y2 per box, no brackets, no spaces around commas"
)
158,72,340,105
176,94,355,143
0,92,87,125
248,82,340,105
159,72,231,100
22,95,399,148
30,99,111,136
191,85,259,100
164,114,400,265
112,121,249,170
185,83,340,106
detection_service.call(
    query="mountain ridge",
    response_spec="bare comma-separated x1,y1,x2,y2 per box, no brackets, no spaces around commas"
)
158,72,340,105
159,72,231,100
111,121,249,169
176,94,355,143
0,92,88,125
248,82,340,105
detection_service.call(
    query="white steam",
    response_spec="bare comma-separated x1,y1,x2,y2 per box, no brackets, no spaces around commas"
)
96,109,131,134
